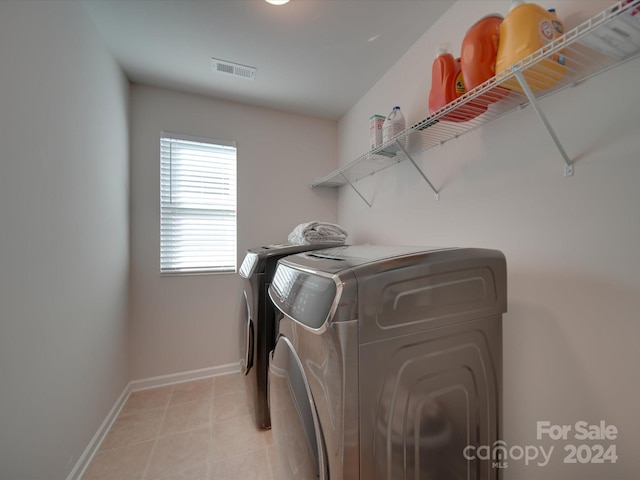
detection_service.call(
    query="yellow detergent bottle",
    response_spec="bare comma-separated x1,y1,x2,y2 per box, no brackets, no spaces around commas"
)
495,0,566,92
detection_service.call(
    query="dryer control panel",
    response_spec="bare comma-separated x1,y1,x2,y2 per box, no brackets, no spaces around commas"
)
269,264,338,330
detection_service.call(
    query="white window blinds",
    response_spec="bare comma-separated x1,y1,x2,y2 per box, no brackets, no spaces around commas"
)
160,133,237,274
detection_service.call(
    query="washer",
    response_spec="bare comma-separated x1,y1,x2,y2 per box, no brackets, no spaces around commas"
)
238,243,336,429
268,245,507,479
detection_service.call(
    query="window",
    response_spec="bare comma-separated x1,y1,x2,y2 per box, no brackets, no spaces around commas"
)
160,133,237,274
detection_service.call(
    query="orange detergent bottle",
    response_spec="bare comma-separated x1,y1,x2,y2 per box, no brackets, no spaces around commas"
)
428,47,487,122
495,0,566,92
461,14,509,105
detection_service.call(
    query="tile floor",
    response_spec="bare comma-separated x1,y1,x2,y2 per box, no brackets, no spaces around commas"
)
82,373,273,480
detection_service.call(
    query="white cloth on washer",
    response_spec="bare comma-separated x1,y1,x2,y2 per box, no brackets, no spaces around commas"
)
288,221,348,246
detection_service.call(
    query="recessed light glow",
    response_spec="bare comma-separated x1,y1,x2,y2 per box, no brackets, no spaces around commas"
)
265,0,290,5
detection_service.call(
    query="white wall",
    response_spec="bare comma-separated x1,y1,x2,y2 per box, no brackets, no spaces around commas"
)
129,85,337,380
338,1,640,478
0,1,130,479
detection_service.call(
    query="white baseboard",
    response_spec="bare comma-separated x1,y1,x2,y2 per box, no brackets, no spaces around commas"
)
67,362,241,480
66,383,131,480
130,362,241,392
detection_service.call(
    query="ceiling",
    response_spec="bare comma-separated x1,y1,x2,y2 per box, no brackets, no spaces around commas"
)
82,0,455,120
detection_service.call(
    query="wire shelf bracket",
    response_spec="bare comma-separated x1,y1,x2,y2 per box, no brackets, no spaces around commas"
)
340,172,373,207
395,139,440,201
514,71,574,177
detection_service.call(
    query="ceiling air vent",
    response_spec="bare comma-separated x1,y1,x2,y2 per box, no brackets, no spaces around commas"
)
211,58,256,80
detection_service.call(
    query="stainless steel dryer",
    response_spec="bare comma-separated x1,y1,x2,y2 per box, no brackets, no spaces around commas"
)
268,245,507,479
238,243,335,429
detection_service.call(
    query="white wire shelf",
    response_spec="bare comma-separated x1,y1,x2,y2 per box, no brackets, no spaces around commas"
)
312,0,640,202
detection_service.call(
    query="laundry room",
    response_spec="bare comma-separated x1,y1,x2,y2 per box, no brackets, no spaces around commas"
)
0,0,638,479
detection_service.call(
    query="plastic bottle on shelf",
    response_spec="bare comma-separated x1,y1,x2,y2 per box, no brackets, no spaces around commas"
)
428,47,458,114
460,14,509,105
495,0,566,92
382,106,406,145
461,14,503,90
428,46,487,122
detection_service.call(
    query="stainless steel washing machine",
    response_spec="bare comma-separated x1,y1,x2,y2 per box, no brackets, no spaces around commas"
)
238,243,336,429
268,245,507,479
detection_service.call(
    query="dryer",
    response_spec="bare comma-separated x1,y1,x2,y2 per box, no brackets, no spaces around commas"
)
238,243,336,429
268,245,507,479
